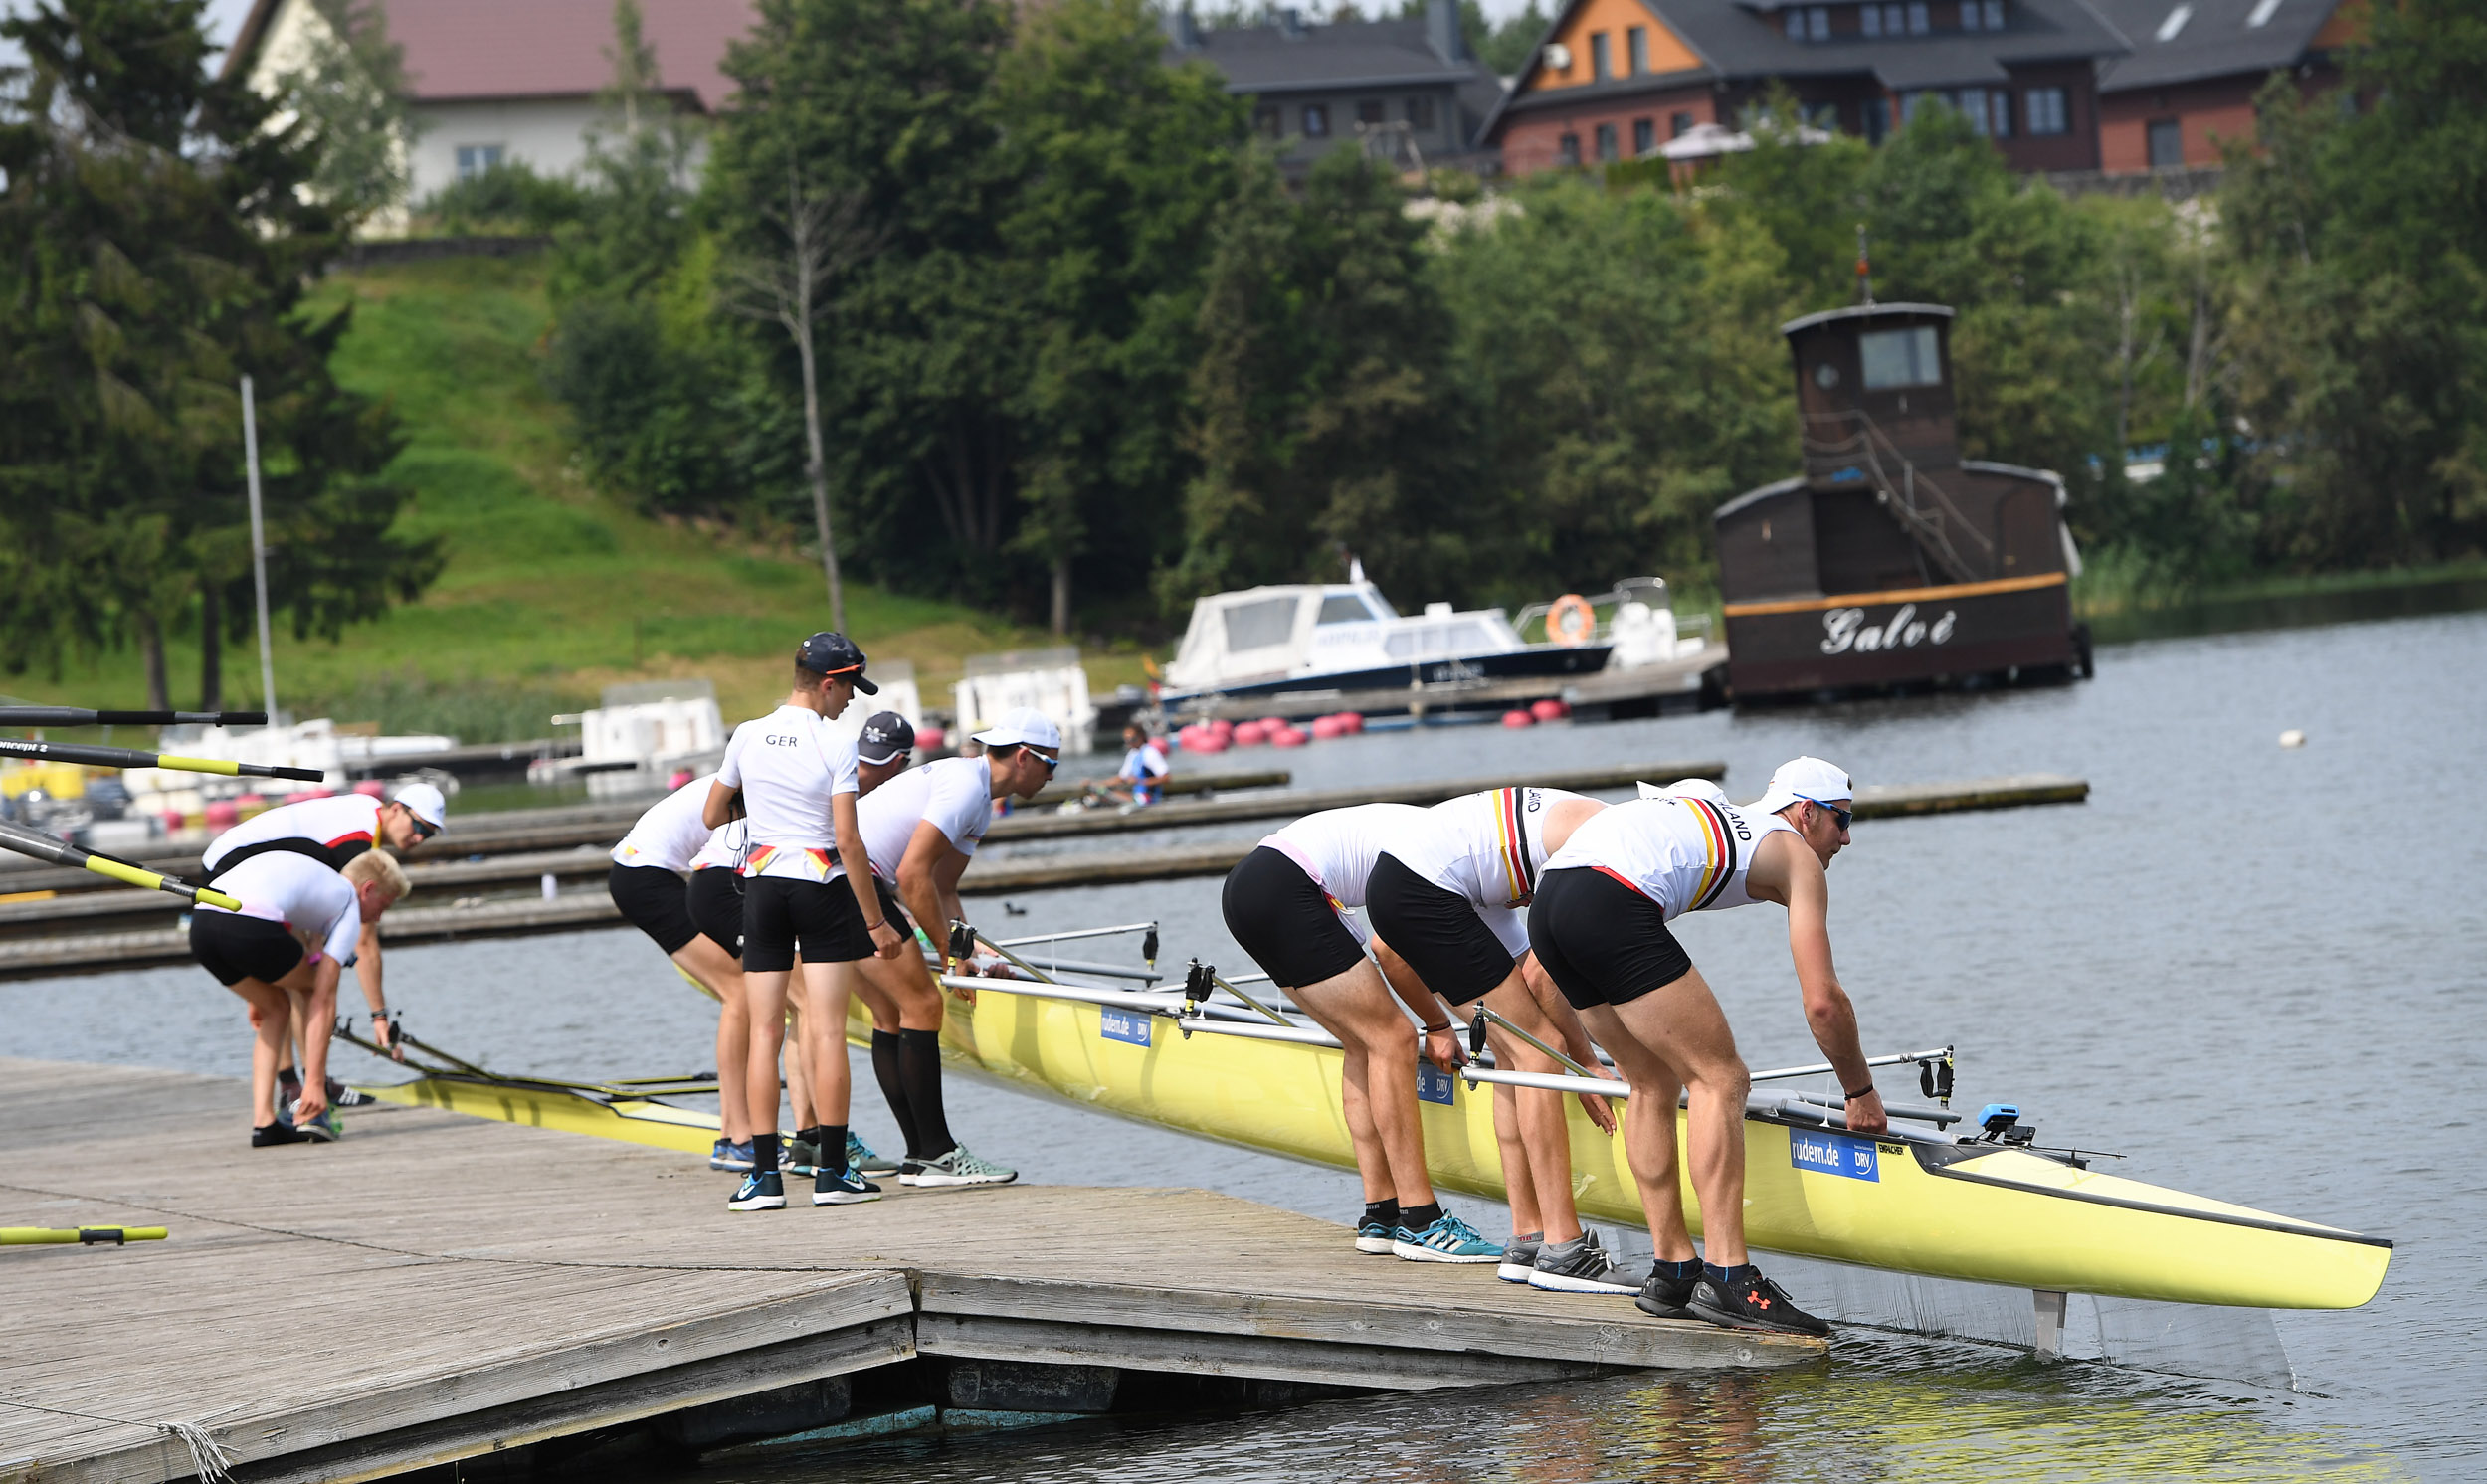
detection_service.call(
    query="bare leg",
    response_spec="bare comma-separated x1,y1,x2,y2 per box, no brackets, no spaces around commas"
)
857,948,942,1031
1334,1041,1391,1202
1290,958,1435,1207
1489,1079,1542,1234
672,935,749,1142
1582,963,1744,1262
228,977,292,1127
741,968,792,1145
1480,976,1587,1244
785,1005,815,1131
797,962,854,1129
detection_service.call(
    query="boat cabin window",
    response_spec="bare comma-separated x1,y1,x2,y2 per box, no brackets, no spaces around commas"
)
1317,594,1379,625
1385,621,1492,660
1859,326,1942,390
1222,596,1301,651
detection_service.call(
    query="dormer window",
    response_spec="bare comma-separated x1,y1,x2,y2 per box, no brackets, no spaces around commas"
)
1784,5,1831,40
1862,5,1880,34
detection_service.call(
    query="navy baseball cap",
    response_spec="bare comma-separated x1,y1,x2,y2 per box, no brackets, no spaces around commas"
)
796,632,877,694
857,711,916,765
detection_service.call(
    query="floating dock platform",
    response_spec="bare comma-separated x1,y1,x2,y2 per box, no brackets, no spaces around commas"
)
0,1057,1817,1483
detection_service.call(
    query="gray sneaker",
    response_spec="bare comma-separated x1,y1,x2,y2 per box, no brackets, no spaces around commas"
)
908,1144,1018,1188
1526,1230,1653,1295
783,1135,824,1178
1497,1230,1545,1284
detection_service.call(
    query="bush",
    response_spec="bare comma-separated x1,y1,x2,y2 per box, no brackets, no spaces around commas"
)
414,162,589,236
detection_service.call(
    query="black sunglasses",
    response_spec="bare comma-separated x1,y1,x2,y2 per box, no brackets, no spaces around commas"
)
1813,800,1852,832
412,818,440,841
1033,751,1060,773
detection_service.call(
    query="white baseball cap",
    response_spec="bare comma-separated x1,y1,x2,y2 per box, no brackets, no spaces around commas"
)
392,781,449,832
972,706,1063,752
1753,756,1852,819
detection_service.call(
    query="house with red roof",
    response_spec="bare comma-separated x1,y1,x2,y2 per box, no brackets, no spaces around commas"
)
221,0,756,210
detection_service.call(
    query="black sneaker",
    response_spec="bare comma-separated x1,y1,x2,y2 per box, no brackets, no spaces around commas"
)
1634,1268,1700,1320
326,1077,378,1108
252,1122,309,1148
1687,1266,1829,1337
728,1171,786,1210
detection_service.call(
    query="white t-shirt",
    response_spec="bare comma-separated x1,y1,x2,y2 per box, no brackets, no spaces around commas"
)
202,793,382,872
198,851,362,964
851,756,993,881
715,705,860,881
1541,795,1795,921
1387,787,1591,912
1120,743,1167,781
690,819,746,872
611,774,722,872
1259,803,1430,944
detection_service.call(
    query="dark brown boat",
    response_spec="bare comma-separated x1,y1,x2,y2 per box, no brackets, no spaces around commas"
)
1713,303,2091,701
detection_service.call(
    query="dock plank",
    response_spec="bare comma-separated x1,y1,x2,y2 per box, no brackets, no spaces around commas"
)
0,1056,1816,1483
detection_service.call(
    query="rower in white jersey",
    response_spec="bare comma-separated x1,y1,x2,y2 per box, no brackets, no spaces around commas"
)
1365,786,1628,1293
703,632,903,1213
201,782,445,1107
1221,802,1501,1265
836,706,1060,1188
188,848,407,1145
1528,757,1887,1338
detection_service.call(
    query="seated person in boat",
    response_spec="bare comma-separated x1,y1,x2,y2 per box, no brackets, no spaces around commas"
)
1365,787,1626,1294
835,707,1059,1189
1221,803,1499,1264
1528,757,1887,1337
703,633,904,1213
188,849,408,1145
1091,724,1168,808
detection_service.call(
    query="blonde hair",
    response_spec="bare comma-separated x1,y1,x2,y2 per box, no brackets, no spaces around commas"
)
343,848,411,906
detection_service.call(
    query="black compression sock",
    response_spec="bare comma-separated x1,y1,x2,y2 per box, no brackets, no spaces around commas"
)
752,1133,780,1178
897,1028,955,1157
1398,1202,1442,1231
1656,1258,1703,1280
799,1124,828,1155
870,1030,922,1157
1363,1199,1399,1229
822,1124,850,1178
1704,1261,1754,1284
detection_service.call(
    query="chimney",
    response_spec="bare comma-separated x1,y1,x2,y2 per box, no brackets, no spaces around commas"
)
1278,7,1306,39
1426,0,1467,62
1161,4,1202,50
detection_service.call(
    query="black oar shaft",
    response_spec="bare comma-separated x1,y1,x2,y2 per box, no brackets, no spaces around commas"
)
0,708,268,728
0,737,322,783
0,821,242,910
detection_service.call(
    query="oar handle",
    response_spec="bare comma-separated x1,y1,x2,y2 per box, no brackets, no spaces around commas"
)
0,708,266,728
0,1226,169,1244
0,738,321,782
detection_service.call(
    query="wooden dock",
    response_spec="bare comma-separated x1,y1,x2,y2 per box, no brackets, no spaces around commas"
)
0,1058,1816,1482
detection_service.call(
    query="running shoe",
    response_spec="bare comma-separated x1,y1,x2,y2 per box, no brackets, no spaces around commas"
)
1527,1231,1653,1294
1688,1266,1830,1337
847,1131,902,1177
728,1171,786,1210
1634,1268,1702,1320
711,1139,755,1173
252,1122,309,1148
1392,1211,1502,1263
1355,1216,1398,1255
783,1135,824,1178
908,1145,1017,1188
1497,1231,1545,1283
325,1077,378,1108
812,1168,883,1206
290,1101,343,1143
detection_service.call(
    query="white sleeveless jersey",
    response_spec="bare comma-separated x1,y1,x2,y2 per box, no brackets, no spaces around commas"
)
611,774,722,872
1539,794,1795,921
1385,787,1590,911
1259,803,1431,910
202,793,383,872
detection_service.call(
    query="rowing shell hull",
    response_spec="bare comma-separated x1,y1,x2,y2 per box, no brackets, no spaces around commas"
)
365,988,2389,1311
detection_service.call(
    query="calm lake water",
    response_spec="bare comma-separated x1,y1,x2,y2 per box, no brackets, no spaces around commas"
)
7,608,2482,1481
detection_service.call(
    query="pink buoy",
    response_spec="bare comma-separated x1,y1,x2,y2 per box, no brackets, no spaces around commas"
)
1501,709,1534,729
1530,698,1567,722
916,725,946,753
161,810,185,833
1234,720,1268,746
1190,732,1228,754
1270,725,1307,748
204,799,240,828
353,780,385,797
1339,711,1365,734
1310,715,1344,740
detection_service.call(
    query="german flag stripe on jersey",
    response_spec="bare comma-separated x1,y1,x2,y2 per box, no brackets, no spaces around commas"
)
1490,787,1534,906
1679,795,1741,913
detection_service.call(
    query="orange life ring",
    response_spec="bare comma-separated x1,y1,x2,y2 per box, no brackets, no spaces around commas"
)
1546,594,1597,648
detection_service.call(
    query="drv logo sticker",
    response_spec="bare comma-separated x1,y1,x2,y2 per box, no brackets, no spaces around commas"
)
1099,1008,1150,1046
1820,603,1957,655
1789,1128,1879,1182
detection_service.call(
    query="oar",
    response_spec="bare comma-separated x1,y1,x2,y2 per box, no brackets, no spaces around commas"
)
1,1226,168,1245
0,822,240,910
0,708,266,728
0,737,322,783
1465,1004,1600,1079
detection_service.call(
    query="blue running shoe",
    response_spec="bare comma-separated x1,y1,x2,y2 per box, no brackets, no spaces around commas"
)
728,1171,785,1210
812,1168,882,1206
1392,1211,1501,1264
711,1139,755,1173
847,1131,902,1177
1355,1216,1397,1255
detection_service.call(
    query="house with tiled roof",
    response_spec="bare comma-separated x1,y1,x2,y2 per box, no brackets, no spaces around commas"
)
2087,0,2362,172
1480,0,2127,176
222,0,756,207
1162,2,1505,175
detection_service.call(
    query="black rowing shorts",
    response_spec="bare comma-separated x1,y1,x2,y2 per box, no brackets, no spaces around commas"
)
608,863,699,957
1364,852,1514,1005
1220,845,1367,990
686,868,745,960
190,911,306,988
1526,866,1694,1011
741,874,872,973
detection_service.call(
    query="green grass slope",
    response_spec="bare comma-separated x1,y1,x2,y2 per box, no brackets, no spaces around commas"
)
10,255,1073,737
